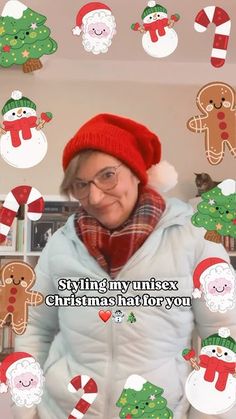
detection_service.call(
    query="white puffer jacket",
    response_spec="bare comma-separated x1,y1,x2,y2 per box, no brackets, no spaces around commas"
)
13,198,236,419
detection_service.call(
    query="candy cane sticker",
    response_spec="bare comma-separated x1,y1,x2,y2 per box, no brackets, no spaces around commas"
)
0,185,44,243
67,375,98,419
194,6,231,68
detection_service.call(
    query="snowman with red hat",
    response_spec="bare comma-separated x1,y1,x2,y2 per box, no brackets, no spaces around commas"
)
183,328,236,414
131,1,180,58
0,352,45,407
192,257,236,313
72,2,116,54
0,90,52,168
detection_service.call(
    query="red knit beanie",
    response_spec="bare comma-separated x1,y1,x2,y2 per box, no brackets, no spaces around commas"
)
62,113,161,185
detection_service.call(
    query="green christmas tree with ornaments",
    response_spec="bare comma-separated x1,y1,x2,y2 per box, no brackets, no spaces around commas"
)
192,179,236,243
116,375,173,418
0,0,57,72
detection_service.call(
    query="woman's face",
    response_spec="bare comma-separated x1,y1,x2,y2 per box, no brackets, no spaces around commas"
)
73,152,139,229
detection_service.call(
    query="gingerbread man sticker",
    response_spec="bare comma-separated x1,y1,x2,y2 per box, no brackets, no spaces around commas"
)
187,82,236,165
0,261,43,335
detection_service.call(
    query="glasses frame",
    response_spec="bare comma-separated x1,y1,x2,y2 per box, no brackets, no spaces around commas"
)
72,163,123,199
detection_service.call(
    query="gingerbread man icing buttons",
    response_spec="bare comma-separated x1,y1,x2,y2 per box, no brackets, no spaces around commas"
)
187,82,236,165
0,261,43,335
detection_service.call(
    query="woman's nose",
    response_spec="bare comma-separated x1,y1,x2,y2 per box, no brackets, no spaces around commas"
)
88,182,104,204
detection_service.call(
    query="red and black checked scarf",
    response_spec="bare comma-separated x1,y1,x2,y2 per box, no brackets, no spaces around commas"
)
74,186,166,278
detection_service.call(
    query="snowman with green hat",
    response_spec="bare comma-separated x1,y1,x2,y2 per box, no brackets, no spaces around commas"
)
0,90,52,168
131,1,180,58
183,327,236,414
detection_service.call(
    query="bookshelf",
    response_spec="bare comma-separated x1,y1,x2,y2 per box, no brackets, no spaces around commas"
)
0,194,235,359
0,194,78,268
0,195,79,360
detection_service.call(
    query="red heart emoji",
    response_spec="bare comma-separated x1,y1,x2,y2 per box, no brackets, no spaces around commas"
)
99,310,112,323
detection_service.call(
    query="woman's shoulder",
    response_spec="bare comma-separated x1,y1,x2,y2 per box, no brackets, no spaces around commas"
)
158,197,194,229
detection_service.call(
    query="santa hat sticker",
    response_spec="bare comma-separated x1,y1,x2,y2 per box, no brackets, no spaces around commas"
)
0,90,52,168
192,257,236,313
0,352,45,407
131,1,180,58
72,2,117,54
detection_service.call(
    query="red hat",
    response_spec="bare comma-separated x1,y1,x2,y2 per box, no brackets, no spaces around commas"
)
72,2,111,36
0,352,34,393
62,113,162,185
192,257,230,298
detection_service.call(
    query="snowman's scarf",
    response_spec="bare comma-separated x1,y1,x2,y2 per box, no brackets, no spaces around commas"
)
3,116,38,147
199,354,235,391
143,18,169,42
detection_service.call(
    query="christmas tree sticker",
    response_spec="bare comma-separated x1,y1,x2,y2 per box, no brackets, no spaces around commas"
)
0,0,57,72
127,312,136,323
192,179,236,243
116,375,173,418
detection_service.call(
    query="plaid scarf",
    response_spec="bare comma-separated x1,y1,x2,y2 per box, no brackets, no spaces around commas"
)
74,186,166,278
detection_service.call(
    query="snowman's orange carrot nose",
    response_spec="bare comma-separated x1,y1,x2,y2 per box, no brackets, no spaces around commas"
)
217,347,223,354
17,108,22,115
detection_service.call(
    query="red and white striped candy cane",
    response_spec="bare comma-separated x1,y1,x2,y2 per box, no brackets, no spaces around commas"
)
194,6,231,68
0,185,44,243
67,375,98,419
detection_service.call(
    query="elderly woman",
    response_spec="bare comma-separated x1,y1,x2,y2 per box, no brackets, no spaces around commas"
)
13,114,235,419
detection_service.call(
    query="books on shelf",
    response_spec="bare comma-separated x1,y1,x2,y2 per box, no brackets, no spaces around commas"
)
0,199,79,255
0,322,15,357
221,236,236,252
16,219,24,252
0,218,17,252
29,201,78,252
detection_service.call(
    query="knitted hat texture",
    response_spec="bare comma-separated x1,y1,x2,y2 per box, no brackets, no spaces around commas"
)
62,113,161,185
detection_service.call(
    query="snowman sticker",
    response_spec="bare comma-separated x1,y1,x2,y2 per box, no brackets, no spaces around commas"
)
182,328,236,414
0,90,52,168
131,1,180,58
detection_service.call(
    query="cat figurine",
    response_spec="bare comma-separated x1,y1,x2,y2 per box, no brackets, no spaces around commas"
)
194,173,221,197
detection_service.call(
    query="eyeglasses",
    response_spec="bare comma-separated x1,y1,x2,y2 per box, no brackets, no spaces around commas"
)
72,163,123,199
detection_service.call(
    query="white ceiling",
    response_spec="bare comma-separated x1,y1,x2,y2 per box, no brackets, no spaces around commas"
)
1,0,236,84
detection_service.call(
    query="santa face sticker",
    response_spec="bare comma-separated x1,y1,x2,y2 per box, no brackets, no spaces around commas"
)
0,352,45,407
0,90,52,168
116,375,173,418
192,179,236,242
0,0,57,72
182,328,236,414
192,257,236,313
131,1,180,58
72,2,116,55
187,82,236,165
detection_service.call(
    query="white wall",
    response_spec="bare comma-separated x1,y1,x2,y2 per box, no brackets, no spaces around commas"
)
0,77,234,200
